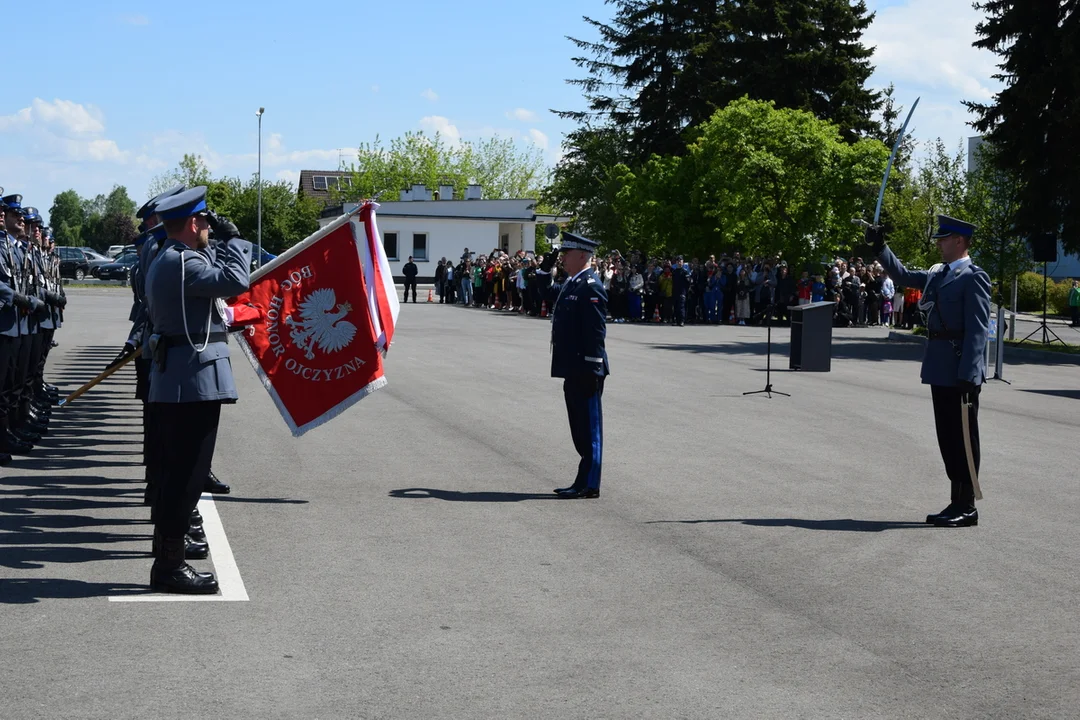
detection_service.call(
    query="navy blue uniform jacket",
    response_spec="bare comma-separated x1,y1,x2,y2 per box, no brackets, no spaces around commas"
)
551,268,609,379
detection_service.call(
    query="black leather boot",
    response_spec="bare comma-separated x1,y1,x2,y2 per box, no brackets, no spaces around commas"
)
151,532,210,560
1,430,32,454
191,508,203,525
203,470,230,494
12,428,40,445
0,451,11,466
150,537,218,594
188,519,207,542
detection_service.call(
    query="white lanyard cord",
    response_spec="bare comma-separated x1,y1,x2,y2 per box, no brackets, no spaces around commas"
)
179,249,214,353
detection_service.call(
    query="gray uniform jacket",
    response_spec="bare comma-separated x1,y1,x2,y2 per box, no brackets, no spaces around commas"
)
877,244,991,387
33,248,55,331
145,237,252,404
0,232,21,337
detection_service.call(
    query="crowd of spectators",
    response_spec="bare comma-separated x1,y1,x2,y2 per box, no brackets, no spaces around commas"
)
428,248,927,329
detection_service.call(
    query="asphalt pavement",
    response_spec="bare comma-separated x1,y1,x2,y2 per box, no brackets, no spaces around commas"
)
3,289,1079,719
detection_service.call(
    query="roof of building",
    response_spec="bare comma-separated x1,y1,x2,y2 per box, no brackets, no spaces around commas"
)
298,170,354,205
321,199,538,222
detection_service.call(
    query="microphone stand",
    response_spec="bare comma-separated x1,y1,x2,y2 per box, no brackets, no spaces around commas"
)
744,300,790,398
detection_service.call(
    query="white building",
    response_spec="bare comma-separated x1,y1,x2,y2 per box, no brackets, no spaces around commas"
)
319,185,546,281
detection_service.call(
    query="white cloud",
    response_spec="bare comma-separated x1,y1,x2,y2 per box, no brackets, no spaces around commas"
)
0,98,106,135
267,132,284,151
121,14,149,26
418,115,461,146
526,128,549,151
864,0,1001,146
371,84,380,93
276,169,301,188
506,108,538,122
421,88,439,103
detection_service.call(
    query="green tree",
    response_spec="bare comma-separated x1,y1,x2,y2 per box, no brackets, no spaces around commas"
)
965,0,1080,253
964,142,1031,304
615,98,888,266
146,153,212,199
49,189,86,246
104,185,136,218
543,124,635,249
688,0,881,142
209,175,321,254
338,131,546,204
559,0,716,160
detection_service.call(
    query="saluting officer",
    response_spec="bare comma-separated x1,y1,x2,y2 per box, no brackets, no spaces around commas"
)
549,231,609,499
144,186,251,594
869,215,991,527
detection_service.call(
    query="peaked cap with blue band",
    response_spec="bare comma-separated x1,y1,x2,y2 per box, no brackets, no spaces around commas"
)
931,214,976,239
1,194,22,210
21,206,41,223
558,231,599,253
134,223,168,247
137,184,186,220
154,186,208,221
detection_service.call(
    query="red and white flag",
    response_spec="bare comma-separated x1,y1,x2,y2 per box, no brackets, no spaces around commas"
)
232,202,398,435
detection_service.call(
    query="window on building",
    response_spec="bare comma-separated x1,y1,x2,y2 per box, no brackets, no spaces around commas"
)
340,176,353,187
412,233,428,261
325,176,339,189
384,232,398,260
312,176,328,191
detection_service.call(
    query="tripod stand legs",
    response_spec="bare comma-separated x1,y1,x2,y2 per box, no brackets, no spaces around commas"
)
744,304,790,398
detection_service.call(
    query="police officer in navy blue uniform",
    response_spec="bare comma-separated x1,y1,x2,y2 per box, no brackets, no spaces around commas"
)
870,215,991,527
145,186,251,593
548,232,609,499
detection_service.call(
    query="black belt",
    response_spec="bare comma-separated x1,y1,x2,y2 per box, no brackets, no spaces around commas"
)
162,332,228,348
928,330,963,341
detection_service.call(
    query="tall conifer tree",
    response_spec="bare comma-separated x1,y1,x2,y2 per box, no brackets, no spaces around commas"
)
965,1,1080,253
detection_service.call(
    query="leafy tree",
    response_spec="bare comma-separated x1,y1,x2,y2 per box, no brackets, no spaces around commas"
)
965,0,1080,253
49,190,86,246
146,153,212,199
104,185,137,218
964,142,1031,303
613,98,888,266
543,124,635,249
338,131,547,204
210,175,322,254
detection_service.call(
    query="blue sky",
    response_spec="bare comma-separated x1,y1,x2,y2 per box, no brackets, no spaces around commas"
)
1,0,1000,223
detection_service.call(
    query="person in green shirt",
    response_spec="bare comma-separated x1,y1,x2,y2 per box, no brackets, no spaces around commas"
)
1069,279,1080,326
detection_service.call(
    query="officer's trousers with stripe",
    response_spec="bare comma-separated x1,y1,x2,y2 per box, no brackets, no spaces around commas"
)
563,375,604,491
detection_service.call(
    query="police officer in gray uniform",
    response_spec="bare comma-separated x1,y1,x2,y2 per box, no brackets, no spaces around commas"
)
145,186,251,593
870,215,991,527
548,232,609,499
1,194,47,448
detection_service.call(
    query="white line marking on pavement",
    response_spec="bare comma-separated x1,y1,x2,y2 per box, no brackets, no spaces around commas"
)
109,493,249,603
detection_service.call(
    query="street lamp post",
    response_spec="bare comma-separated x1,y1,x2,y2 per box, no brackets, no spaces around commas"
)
256,107,265,267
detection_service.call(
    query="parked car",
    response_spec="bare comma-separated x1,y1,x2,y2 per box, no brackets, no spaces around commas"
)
82,249,113,277
57,246,91,280
106,245,125,258
97,252,139,282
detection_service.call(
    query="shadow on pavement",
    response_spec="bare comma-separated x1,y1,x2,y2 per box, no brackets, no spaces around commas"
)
1018,388,1080,400
389,488,559,502
0,577,147,603
647,517,931,532
214,496,309,505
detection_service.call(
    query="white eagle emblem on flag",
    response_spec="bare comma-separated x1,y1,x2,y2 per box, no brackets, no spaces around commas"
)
284,288,357,359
